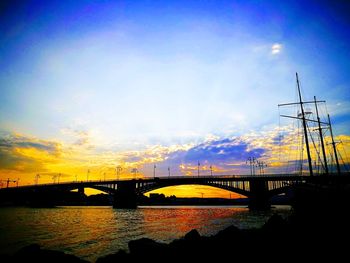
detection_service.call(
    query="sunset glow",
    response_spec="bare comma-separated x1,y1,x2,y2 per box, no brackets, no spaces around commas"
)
1,1,349,198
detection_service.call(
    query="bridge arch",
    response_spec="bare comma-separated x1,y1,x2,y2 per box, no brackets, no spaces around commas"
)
66,185,116,195
136,180,250,197
267,185,293,198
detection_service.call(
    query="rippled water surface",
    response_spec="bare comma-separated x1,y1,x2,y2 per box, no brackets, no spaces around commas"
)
0,206,291,261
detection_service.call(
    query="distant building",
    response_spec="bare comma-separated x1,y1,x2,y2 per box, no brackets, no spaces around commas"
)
149,193,165,200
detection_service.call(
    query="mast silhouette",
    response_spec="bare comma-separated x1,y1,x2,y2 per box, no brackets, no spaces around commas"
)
314,96,328,174
328,114,341,175
278,73,328,176
296,73,313,176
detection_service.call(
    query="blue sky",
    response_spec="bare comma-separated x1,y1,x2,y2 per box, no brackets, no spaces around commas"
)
0,0,350,185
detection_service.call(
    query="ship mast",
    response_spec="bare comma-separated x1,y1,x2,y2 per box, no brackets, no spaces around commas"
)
328,114,341,175
279,73,328,176
296,73,313,176
314,96,328,175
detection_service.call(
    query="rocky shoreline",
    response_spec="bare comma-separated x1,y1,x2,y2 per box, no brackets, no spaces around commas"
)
2,208,349,262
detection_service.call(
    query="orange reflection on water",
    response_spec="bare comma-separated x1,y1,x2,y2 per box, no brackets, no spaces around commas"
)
0,206,290,262
138,206,248,239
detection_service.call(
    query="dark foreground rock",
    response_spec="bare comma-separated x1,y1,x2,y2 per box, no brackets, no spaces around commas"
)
97,212,350,262
3,244,88,263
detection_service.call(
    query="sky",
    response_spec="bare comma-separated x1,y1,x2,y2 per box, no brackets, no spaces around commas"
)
1,0,350,197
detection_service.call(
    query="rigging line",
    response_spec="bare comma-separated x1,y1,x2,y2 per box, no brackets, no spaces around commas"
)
337,150,350,172
284,108,295,174
329,147,335,173
278,107,281,163
324,99,330,117
286,124,294,174
319,102,328,123
296,120,300,174
292,102,299,174
338,142,350,172
313,109,324,175
317,137,323,175
341,141,350,170
326,138,335,173
292,76,300,174
298,120,304,175
324,135,333,168
282,125,287,174
306,121,324,172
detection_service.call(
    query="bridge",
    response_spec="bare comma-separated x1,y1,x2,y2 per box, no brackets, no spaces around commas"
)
0,174,314,209
1,174,350,209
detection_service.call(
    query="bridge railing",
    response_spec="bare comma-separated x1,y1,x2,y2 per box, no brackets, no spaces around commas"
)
1,173,310,189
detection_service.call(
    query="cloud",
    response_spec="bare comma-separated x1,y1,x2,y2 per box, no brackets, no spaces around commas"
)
60,128,93,147
0,133,59,153
0,132,62,172
0,150,36,171
271,43,282,54
169,138,265,164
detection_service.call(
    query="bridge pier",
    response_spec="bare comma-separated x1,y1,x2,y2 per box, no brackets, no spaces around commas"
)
113,181,137,209
248,180,270,210
78,187,85,195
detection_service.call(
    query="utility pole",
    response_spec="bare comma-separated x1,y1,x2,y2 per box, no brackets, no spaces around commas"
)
247,158,251,176
131,168,138,179
253,159,256,176
210,165,213,176
246,157,256,176
116,166,122,180
131,168,134,179
153,164,156,179
87,169,90,182
168,167,170,178
314,96,328,175
256,160,267,175
197,161,200,177
35,174,40,185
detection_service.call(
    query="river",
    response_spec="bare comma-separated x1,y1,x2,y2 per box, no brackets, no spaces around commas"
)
0,205,291,262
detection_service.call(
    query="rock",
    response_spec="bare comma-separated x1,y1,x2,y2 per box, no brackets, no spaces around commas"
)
96,250,129,263
16,244,41,254
262,214,287,232
128,238,169,256
184,229,201,241
214,225,241,240
10,244,87,263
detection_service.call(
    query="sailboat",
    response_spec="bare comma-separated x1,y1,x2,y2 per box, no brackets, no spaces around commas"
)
278,73,342,176
278,73,350,213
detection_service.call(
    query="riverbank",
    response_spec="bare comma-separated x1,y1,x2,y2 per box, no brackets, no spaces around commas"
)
2,207,349,262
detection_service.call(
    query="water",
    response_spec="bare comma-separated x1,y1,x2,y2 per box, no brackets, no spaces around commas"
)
0,205,291,262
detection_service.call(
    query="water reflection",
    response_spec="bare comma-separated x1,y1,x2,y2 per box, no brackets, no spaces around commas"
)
0,206,291,261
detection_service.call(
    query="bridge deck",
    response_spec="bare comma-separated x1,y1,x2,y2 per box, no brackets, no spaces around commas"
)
2,173,349,192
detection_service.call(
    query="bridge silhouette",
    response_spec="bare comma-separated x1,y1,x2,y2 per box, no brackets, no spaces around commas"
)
3,174,339,210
